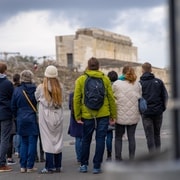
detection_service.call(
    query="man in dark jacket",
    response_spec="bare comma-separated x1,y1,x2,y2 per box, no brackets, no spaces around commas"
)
0,62,14,172
140,62,168,153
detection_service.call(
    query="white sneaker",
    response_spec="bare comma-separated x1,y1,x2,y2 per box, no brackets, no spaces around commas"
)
20,168,26,173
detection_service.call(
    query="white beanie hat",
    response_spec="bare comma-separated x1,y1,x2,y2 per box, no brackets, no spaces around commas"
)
44,65,58,78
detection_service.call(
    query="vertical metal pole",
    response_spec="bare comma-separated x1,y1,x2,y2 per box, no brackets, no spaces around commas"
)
169,0,180,159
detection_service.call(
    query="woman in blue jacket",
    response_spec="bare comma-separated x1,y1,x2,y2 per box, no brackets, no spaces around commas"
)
11,70,39,173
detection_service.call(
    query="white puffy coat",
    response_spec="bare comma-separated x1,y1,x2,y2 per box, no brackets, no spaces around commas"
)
112,80,142,125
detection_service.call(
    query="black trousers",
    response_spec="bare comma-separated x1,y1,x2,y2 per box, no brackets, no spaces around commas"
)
142,114,163,153
7,134,14,158
115,123,137,160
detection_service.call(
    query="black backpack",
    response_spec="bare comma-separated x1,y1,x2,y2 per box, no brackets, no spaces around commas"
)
84,74,105,110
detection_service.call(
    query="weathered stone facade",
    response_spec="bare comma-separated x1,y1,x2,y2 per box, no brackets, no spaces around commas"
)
55,28,137,71
55,28,170,93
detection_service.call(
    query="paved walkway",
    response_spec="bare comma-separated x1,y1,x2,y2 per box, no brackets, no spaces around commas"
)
0,110,174,180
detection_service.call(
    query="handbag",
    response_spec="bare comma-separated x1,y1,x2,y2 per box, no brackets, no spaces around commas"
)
138,97,147,114
22,90,37,113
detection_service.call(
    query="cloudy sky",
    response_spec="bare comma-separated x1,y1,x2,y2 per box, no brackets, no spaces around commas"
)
0,0,168,68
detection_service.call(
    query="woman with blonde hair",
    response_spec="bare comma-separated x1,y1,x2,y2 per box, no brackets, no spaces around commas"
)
112,65,142,161
35,65,63,174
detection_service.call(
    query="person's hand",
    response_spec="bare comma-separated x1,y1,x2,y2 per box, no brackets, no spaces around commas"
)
77,119,84,124
109,118,115,125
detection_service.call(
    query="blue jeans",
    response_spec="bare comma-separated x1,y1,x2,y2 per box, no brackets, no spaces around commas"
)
142,114,163,152
13,134,20,153
45,152,62,170
81,116,109,169
75,137,82,162
0,119,12,166
106,130,113,153
115,123,137,160
20,135,38,169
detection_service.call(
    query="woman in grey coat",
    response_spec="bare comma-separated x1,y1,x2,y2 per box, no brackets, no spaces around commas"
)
35,65,63,174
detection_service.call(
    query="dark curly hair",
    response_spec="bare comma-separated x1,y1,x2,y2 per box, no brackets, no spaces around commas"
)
107,70,118,82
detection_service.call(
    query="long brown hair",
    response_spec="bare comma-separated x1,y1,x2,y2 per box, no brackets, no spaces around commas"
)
122,65,137,84
43,77,62,106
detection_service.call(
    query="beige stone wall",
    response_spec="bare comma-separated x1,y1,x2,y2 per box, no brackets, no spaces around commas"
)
74,34,95,70
55,28,169,93
56,28,138,71
55,35,74,66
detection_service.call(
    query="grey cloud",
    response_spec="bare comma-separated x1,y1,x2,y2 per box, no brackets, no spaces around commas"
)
0,0,166,23
0,0,166,10
49,9,118,30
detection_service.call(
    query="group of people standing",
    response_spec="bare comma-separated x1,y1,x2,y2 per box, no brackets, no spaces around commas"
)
0,57,168,175
0,62,63,173
69,57,168,174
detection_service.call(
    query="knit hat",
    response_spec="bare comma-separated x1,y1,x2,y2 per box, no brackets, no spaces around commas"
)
44,65,58,78
20,70,33,82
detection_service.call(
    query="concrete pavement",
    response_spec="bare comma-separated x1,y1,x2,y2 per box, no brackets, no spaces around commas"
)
0,110,174,180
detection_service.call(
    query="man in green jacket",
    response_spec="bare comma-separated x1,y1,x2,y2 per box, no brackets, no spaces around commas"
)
73,57,116,174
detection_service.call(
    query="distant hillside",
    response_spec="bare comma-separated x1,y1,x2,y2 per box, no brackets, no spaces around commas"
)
2,57,170,107
3,59,82,107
